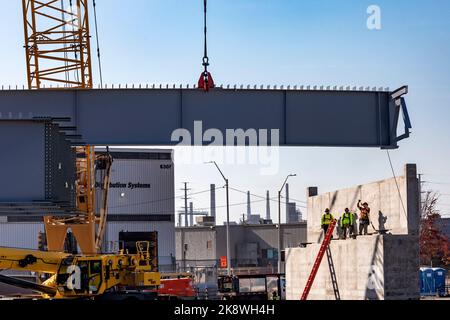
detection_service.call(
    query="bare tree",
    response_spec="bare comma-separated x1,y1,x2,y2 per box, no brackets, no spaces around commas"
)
419,192,450,267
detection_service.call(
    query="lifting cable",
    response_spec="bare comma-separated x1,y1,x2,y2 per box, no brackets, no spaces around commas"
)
386,150,408,220
60,0,70,86
92,0,104,88
198,0,214,91
69,0,80,84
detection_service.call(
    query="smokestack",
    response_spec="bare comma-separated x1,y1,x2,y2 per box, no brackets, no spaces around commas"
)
266,190,271,220
210,184,216,220
189,202,194,227
285,183,290,224
247,191,251,221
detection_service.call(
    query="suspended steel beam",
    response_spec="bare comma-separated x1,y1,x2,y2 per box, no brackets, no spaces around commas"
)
0,86,410,148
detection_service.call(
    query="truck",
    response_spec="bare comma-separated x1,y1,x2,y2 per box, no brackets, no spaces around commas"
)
217,274,285,300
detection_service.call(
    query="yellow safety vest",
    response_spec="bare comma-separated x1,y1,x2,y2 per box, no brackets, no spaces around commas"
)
321,213,334,225
341,212,354,226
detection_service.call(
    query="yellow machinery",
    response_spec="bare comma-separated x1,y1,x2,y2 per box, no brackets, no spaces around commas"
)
44,147,113,254
21,1,112,255
0,241,160,299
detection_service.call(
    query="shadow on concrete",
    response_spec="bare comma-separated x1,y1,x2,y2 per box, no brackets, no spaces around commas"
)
326,246,341,300
349,185,363,212
378,211,388,232
364,235,384,300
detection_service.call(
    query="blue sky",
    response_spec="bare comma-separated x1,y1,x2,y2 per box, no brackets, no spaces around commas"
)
1,0,449,221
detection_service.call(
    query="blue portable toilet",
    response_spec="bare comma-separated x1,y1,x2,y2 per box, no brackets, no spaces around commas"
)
419,269,423,293
433,268,447,296
420,268,435,296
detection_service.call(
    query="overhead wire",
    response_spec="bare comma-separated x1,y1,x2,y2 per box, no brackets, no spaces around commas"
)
107,186,224,210
68,0,80,84
386,150,408,220
60,0,70,86
229,187,307,208
92,0,104,87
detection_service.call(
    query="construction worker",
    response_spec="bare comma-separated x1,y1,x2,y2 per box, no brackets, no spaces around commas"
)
350,209,358,239
340,208,354,240
358,200,371,235
321,208,334,236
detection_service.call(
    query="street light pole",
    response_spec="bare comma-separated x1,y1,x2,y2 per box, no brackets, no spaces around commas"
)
225,178,231,276
206,161,231,276
278,174,297,274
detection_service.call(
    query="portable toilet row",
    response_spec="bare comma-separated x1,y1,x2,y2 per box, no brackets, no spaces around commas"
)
420,267,447,296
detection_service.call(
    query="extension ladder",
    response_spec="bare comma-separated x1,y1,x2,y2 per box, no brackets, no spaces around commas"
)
300,219,337,300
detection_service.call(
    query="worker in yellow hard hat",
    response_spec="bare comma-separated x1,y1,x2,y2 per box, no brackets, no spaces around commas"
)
321,208,334,236
340,208,354,240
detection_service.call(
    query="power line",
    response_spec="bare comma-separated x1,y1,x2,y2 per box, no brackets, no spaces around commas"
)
424,181,450,186
386,150,408,220
288,197,307,204
195,198,268,212
229,187,307,208
107,186,223,210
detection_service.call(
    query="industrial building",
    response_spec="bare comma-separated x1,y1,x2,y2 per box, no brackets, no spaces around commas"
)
0,148,176,268
175,222,307,296
97,148,176,268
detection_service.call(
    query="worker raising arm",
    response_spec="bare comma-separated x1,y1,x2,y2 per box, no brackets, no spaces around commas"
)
357,200,371,236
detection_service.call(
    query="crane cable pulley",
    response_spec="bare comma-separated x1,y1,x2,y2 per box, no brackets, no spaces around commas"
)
198,0,215,91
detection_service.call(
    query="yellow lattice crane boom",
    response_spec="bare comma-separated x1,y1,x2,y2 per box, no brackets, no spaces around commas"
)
20,2,110,254
22,0,93,89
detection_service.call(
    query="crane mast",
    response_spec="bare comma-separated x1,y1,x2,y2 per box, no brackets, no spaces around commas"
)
21,1,109,254
22,0,93,89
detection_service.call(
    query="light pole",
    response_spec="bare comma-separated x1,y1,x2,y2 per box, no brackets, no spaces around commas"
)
206,161,231,276
278,174,296,274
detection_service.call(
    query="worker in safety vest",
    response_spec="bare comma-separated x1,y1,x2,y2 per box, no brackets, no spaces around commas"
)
340,208,354,240
357,200,371,235
321,208,334,236
350,210,358,239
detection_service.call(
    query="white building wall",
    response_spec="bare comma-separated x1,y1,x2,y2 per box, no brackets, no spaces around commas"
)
102,151,174,216
0,223,44,249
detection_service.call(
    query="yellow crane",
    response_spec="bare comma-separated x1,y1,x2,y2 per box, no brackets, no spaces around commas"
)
44,147,113,254
21,1,110,254
0,241,160,299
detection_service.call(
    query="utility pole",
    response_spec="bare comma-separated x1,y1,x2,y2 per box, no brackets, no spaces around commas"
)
278,174,297,274
182,182,191,227
418,174,423,216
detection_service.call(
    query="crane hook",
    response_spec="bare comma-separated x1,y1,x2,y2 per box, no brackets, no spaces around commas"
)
198,0,214,91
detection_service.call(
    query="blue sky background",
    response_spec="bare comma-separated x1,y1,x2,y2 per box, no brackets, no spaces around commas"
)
1,0,449,221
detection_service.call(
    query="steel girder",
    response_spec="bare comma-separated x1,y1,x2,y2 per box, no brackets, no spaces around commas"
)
0,87,410,148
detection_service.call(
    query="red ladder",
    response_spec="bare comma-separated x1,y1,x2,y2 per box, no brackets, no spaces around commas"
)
300,219,337,300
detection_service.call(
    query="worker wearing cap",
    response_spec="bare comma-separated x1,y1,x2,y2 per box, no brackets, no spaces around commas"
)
358,200,371,235
340,208,354,240
321,209,334,235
